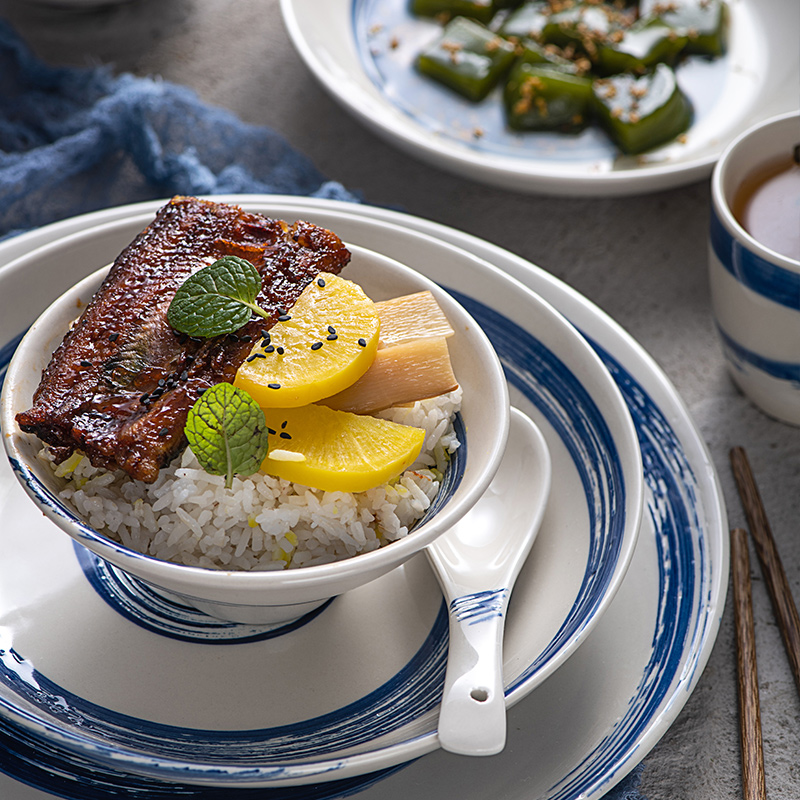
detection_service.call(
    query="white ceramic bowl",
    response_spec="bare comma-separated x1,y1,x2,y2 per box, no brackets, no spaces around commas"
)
709,111,800,424
1,243,510,625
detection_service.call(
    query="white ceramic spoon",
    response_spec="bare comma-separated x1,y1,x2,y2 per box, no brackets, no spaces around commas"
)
427,406,552,756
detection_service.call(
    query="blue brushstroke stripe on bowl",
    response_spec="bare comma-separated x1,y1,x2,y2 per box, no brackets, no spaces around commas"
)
716,324,800,383
710,206,800,310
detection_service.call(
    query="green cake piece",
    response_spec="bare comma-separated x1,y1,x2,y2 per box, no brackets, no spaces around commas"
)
640,0,729,57
504,63,593,131
592,63,693,154
540,3,633,60
498,1,553,43
595,18,688,75
416,16,518,101
410,0,499,24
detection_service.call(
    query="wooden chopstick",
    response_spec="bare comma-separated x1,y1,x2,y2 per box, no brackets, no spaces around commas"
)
730,527,767,800
730,446,800,696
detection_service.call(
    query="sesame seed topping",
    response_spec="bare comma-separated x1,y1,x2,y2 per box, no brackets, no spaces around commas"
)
158,379,166,387
157,427,169,437
327,325,336,334
278,314,291,322
281,420,288,429
310,341,323,351
317,277,326,287
268,383,281,390
260,330,270,340
279,432,292,440
80,360,91,367
108,332,119,342
246,354,258,362
326,334,338,341
267,427,276,435
264,345,275,353
358,338,367,347
276,346,285,355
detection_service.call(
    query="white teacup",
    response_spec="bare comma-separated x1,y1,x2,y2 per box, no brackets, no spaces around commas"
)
709,111,800,424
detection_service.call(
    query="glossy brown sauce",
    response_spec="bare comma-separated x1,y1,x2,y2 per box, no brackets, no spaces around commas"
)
732,155,800,263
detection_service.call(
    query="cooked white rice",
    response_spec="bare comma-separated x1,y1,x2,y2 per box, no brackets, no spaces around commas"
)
39,388,462,571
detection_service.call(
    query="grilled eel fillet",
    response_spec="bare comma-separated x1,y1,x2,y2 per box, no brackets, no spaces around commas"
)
16,196,351,483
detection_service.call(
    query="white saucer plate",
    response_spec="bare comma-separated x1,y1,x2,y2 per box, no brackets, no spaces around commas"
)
280,0,799,197
0,199,641,788
0,196,726,800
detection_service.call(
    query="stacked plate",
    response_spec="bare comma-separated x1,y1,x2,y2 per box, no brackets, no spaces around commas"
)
0,196,727,800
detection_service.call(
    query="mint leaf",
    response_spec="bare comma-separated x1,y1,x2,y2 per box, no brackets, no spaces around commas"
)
167,256,269,338
185,383,269,489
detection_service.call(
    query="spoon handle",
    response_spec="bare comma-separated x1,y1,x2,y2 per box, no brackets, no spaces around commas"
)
437,589,508,756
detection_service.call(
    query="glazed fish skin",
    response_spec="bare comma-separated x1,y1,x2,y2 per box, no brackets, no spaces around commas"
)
16,196,351,483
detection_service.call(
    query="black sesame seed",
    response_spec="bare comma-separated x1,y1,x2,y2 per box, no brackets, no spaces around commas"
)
276,346,285,355
278,314,291,322
140,393,150,404
151,387,164,399
246,354,258,362
158,378,166,387
108,332,119,342
157,427,169,437
279,432,292,440
277,307,287,315
180,371,188,381
317,278,326,287
267,427,276,435
327,325,336,334
358,338,367,347
281,420,288,429
197,387,207,396
80,360,91,367
310,341,323,351
240,335,252,342
326,334,338,341
260,330,270,340
268,383,281,390
264,345,275,353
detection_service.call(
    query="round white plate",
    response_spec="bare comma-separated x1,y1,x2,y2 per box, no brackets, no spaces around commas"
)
0,196,727,800
279,0,798,197
0,201,641,787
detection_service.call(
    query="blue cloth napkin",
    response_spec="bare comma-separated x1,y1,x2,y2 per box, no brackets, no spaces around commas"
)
0,19,356,240
0,19,647,800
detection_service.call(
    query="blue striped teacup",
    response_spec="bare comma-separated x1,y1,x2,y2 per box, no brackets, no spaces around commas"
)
709,112,800,424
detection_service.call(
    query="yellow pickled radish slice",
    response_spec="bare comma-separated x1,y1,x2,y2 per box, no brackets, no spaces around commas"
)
261,404,425,493
234,273,380,407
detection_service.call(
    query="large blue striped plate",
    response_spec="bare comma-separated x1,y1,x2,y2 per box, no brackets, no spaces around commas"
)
0,197,726,800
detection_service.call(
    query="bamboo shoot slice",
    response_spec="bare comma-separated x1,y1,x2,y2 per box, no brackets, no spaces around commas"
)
322,336,458,415
374,291,454,348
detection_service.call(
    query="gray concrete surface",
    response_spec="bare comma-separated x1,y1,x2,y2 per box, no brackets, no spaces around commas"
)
2,1,800,797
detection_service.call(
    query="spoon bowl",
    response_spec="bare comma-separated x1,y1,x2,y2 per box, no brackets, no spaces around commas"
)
426,406,552,756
